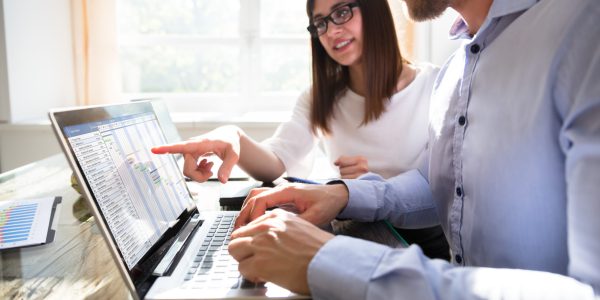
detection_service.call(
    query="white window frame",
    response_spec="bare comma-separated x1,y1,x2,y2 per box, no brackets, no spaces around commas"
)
117,0,310,114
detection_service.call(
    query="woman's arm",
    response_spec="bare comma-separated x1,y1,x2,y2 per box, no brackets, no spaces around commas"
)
152,124,285,183
236,126,287,182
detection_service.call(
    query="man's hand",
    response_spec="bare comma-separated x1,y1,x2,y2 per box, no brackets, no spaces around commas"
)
151,126,241,183
234,183,349,228
334,155,369,179
229,209,334,295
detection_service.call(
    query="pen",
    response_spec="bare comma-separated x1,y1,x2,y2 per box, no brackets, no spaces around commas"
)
282,176,321,185
207,177,249,182
382,219,410,247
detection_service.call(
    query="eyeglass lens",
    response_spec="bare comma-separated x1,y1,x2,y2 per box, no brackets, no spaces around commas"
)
312,4,355,36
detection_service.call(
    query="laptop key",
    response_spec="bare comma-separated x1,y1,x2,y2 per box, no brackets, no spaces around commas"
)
241,278,257,289
186,215,241,289
194,274,209,281
230,279,240,289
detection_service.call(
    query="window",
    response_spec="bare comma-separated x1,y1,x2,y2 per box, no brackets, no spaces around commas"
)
117,0,311,114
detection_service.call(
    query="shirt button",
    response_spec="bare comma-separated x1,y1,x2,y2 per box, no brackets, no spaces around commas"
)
470,44,481,54
458,116,466,126
456,187,463,197
455,254,463,264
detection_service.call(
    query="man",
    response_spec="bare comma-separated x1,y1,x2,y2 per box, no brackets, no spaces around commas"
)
226,0,600,298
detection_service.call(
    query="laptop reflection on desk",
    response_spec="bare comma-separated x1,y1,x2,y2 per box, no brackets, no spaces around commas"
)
49,101,307,299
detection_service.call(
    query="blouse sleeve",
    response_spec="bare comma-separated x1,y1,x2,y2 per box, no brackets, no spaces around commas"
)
262,88,319,177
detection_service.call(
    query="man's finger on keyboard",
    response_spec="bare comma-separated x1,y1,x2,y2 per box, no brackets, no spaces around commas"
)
235,187,291,228
235,188,272,229
228,236,254,261
231,212,279,239
247,186,299,222
240,188,271,212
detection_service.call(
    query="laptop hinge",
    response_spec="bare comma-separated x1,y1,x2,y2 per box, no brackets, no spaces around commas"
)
152,213,202,276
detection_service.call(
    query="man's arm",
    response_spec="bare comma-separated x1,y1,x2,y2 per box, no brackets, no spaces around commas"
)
556,2,600,292
338,169,439,229
309,236,596,300
233,168,439,229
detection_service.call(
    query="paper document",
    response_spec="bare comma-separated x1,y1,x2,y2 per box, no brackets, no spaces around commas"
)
0,197,61,250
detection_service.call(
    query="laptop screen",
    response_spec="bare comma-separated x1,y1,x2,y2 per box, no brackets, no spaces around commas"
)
57,103,194,270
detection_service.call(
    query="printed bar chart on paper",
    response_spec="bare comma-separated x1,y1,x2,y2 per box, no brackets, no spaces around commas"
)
0,197,61,250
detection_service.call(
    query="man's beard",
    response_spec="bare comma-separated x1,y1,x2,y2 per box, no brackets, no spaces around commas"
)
403,0,451,21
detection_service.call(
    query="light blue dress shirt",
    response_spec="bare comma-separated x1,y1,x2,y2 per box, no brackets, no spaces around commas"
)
307,0,600,298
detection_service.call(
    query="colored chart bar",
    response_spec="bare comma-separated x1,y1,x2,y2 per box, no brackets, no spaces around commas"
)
0,203,37,244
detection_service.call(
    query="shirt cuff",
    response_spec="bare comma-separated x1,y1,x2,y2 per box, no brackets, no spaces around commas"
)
336,179,380,221
307,235,389,300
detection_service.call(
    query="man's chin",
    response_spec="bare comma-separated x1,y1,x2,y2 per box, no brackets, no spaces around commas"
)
403,0,450,22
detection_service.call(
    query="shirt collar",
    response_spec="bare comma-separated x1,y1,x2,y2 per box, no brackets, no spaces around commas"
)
449,0,539,40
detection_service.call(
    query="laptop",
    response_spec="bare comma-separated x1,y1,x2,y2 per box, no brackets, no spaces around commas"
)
49,101,308,300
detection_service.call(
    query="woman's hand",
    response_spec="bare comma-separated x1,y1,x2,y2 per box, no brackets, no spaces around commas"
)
334,155,369,179
151,125,242,183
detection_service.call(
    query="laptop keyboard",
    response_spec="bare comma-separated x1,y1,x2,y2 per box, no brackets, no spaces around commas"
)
183,215,261,290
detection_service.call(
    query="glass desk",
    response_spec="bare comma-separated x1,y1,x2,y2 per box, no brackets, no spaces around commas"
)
0,154,224,299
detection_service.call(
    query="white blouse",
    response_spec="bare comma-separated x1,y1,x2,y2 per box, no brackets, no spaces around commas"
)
264,64,439,179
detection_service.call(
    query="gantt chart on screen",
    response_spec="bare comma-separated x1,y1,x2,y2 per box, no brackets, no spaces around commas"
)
64,113,193,269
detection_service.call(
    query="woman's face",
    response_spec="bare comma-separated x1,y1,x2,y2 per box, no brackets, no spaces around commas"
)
312,0,363,67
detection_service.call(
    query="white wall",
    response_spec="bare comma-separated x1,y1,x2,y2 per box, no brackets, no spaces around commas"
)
2,0,76,123
0,122,59,171
414,9,462,66
0,1,10,122
0,0,77,171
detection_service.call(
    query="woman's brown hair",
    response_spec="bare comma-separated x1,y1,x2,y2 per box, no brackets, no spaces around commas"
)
306,0,403,134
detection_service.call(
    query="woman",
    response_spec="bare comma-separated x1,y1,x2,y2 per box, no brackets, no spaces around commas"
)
152,0,449,260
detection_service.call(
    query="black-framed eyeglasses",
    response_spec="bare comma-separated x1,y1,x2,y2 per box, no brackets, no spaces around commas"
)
307,2,360,37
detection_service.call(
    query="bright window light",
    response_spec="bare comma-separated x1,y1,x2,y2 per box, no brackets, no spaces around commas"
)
117,0,311,114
